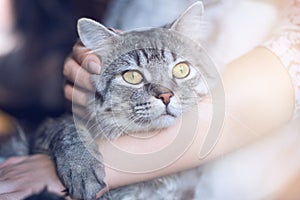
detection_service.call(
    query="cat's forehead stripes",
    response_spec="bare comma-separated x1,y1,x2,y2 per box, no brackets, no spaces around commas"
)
171,52,177,62
131,48,177,68
127,50,141,67
140,49,149,64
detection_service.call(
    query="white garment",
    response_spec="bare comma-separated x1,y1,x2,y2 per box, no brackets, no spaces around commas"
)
263,0,300,118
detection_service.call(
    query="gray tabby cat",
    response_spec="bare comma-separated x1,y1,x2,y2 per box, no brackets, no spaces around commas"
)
32,2,215,200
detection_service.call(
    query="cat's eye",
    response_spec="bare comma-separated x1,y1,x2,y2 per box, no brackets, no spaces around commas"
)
172,62,190,79
122,70,144,85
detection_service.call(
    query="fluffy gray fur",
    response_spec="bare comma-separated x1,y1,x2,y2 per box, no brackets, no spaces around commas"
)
31,2,215,200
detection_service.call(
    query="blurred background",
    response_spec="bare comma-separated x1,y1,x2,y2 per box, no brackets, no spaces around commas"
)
0,0,111,132
1,0,299,199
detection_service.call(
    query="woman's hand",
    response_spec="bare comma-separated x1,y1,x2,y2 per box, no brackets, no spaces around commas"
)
0,155,65,200
63,42,101,116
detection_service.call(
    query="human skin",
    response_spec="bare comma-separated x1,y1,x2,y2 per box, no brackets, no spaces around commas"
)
0,45,294,199
0,155,65,199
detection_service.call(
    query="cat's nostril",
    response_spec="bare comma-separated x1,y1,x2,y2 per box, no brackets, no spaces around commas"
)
157,92,174,105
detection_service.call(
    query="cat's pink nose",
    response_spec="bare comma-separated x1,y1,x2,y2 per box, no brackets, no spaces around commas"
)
157,92,174,105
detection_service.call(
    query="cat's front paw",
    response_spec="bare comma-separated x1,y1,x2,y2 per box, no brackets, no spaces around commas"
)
54,149,106,200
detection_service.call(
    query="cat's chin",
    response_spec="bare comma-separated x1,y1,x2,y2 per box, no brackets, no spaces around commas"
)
124,114,178,133
150,114,178,130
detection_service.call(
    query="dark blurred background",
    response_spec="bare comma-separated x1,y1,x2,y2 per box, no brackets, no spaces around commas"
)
0,0,110,132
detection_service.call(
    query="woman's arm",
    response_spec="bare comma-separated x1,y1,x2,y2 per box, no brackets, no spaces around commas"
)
0,155,65,199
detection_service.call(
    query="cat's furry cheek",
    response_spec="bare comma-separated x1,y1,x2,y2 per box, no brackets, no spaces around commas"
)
150,115,179,130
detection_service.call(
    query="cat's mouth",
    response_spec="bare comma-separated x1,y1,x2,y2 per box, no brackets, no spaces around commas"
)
132,112,176,125
160,109,177,118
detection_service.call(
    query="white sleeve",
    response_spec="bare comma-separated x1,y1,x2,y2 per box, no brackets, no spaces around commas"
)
262,0,300,119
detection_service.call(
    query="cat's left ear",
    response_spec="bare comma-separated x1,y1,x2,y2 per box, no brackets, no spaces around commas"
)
170,2,204,43
77,18,119,50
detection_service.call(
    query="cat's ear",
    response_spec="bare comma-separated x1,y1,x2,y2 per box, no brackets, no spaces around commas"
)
77,18,119,50
170,2,204,43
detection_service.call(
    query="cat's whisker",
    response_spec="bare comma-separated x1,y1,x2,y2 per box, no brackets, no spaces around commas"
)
120,114,144,133
83,114,97,128
130,118,151,136
85,120,103,136
126,113,153,134
180,96,201,99
87,48,105,56
89,113,141,140
145,114,151,134
106,108,132,113
87,123,114,143
74,108,94,120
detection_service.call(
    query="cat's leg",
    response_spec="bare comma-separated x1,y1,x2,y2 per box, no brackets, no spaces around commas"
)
32,116,106,200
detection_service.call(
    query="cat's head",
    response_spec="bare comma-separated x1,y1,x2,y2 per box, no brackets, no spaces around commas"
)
77,2,215,137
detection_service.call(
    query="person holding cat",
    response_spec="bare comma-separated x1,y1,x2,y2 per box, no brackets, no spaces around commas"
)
63,1,300,197
0,0,299,199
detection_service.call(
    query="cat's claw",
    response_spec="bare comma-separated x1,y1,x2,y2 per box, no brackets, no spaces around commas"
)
54,148,106,200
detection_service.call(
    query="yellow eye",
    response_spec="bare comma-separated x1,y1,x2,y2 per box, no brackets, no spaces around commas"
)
122,70,144,85
172,62,190,79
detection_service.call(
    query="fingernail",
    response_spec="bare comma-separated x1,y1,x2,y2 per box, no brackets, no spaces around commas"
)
88,62,101,74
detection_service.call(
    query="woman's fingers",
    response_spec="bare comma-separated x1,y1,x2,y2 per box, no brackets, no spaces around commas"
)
72,42,101,74
0,191,31,200
72,42,89,64
72,104,93,119
64,84,89,107
63,43,101,91
64,83,73,103
0,179,24,193
64,84,95,117
0,156,27,168
0,155,65,199
63,42,102,114
64,57,94,91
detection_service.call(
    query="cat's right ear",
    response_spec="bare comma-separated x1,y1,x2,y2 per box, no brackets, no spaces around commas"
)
77,18,119,50
170,2,204,43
